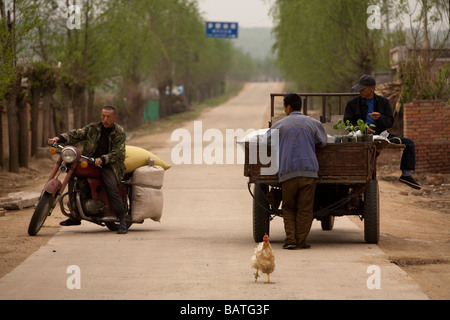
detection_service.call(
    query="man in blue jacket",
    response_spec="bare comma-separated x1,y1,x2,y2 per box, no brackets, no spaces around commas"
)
267,94,327,249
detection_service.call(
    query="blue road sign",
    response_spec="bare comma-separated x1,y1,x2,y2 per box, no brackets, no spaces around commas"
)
205,21,239,39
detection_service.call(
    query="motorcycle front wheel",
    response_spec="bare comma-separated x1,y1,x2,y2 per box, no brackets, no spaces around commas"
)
28,192,54,236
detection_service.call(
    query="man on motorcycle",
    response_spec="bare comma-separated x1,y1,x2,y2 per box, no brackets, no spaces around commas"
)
48,106,128,234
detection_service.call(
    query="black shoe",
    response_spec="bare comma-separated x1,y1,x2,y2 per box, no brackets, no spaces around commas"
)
117,216,128,234
300,243,311,249
60,218,81,226
117,228,127,234
282,243,297,250
399,176,421,190
389,137,402,144
117,226,128,234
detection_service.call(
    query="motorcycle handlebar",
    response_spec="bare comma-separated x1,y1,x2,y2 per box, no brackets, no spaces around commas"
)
48,142,63,149
48,143,102,168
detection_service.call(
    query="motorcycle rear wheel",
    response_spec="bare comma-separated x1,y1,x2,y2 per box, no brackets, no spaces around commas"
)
28,192,54,236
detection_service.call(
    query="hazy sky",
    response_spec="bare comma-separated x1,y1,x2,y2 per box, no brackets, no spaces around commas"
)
197,1,449,32
197,0,275,28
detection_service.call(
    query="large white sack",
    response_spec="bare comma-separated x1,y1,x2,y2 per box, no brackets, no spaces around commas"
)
132,165,164,189
131,186,163,222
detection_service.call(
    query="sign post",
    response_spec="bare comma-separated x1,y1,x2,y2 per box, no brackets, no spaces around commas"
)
205,21,239,39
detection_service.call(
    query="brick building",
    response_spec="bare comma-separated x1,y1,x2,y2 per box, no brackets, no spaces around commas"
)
403,99,450,173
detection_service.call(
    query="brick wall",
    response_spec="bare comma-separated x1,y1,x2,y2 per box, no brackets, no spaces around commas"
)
403,99,450,173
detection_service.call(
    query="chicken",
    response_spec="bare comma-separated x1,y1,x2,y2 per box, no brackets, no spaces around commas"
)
251,234,275,283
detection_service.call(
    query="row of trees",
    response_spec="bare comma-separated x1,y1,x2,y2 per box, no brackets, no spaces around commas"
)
271,0,449,97
0,0,256,172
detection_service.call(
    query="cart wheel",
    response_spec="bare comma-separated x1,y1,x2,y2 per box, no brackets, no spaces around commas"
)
364,180,380,244
253,183,270,242
321,215,335,231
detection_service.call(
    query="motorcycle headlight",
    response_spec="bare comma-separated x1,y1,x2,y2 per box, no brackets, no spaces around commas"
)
61,147,78,164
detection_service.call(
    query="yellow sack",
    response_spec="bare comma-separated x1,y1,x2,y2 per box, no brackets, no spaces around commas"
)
125,146,171,173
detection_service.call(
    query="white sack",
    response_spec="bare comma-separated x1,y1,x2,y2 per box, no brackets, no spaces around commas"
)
132,165,165,189
131,186,163,222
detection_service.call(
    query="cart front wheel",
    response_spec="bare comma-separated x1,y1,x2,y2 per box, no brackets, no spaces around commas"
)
364,180,380,244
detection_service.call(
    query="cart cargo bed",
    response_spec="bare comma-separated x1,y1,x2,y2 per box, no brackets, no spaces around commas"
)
244,141,378,185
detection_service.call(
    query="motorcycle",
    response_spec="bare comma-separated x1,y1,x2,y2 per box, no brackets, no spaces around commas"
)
28,143,134,236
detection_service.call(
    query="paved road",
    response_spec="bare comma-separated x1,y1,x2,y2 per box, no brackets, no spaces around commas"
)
0,83,428,300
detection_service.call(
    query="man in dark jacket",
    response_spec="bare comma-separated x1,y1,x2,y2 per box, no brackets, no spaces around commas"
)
344,75,420,190
48,106,128,234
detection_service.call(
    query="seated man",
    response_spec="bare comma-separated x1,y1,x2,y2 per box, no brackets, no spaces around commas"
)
344,75,421,190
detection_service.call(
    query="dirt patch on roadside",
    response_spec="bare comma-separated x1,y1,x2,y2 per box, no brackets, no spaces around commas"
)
0,208,61,278
390,257,445,267
350,147,450,300
0,157,61,279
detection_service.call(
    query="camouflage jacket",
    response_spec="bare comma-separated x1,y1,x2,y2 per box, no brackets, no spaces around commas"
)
60,122,126,183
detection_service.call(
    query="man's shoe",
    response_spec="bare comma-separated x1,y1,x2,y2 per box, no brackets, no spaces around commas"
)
60,218,81,226
117,226,128,234
117,216,128,234
300,243,311,249
282,243,297,250
389,137,402,144
399,176,421,190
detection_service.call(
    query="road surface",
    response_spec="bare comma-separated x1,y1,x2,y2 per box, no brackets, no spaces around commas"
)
0,82,428,300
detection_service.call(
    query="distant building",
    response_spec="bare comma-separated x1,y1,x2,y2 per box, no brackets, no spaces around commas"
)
390,45,450,75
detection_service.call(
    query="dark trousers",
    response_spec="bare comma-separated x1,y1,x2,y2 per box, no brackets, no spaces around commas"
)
101,167,125,217
388,134,416,171
281,177,317,247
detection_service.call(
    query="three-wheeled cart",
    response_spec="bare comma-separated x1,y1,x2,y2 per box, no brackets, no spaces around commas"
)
244,93,400,244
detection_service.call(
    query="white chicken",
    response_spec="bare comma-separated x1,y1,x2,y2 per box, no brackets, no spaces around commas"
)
251,234,275,283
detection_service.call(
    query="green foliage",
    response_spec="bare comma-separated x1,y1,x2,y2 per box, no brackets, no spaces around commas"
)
271,0,449,98
0,0,40,101
399,57,450,101
344,120,357,134
391,0,449,101
0,0,254,116
272,0,386,92
334,119,376,135
333,119,360,134
356,119,376,135
333,119,345,132
27,61,57,89
434,64,450,99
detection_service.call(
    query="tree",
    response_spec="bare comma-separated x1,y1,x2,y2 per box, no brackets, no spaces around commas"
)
272,0,388,92
395,0,450,100
0,0,38,172
1,0,252,172
26,61,58,156
100,0,236,125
